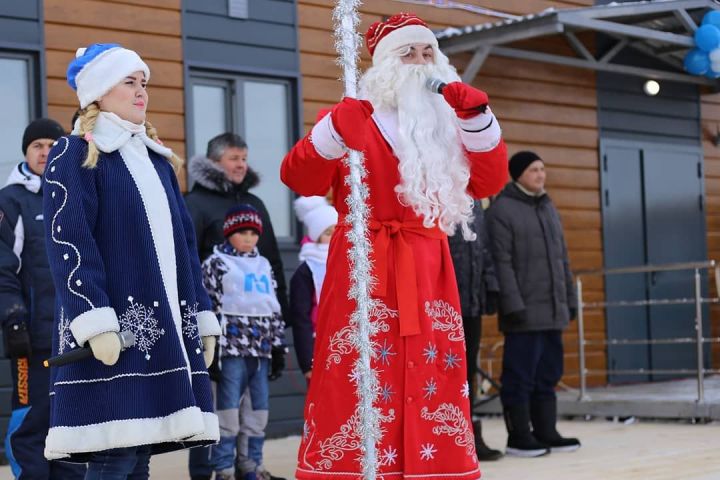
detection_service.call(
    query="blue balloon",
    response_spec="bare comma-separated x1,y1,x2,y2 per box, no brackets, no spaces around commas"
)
684,48,711,75
702,11,720,28
695,24,720,52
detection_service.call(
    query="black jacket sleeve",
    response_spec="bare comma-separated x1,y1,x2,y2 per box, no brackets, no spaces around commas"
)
290,262,315,374
0,191,27,326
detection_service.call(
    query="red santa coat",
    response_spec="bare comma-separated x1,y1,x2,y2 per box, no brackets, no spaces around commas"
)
281,113,508,480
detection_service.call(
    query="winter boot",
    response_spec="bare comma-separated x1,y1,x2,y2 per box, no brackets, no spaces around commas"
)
530,398,581,452
472,419,503,461
503,404,550,457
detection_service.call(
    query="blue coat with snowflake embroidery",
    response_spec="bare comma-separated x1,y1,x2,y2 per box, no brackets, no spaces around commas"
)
42,134,220,461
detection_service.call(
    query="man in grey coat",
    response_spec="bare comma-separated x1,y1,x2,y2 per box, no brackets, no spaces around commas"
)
486,151,580,457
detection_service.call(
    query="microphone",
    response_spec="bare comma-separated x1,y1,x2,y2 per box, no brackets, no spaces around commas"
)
44,331,136,367
426,77,447,94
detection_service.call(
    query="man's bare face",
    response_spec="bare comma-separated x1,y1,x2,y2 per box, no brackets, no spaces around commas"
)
517,160,546,193
400,44,435,65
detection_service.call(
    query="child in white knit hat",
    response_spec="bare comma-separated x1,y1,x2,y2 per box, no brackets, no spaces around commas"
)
289,196,337,384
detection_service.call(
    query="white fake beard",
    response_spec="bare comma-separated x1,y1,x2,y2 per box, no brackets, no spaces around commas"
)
360,52,476,240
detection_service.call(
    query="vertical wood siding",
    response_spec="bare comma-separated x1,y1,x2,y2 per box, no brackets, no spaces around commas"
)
297,0,605,387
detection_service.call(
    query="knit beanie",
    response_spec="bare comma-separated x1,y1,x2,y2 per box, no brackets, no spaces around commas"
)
294,196,338,242
22,118,65,155
509,151,543,181
67,43,150,108
224,204,263,238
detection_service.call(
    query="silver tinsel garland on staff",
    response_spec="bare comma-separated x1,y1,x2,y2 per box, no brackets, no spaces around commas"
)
333,1,382,479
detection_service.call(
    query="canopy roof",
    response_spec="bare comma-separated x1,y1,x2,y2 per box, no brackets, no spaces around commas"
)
436,0,720,85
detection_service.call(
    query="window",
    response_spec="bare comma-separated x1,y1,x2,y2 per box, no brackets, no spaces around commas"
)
0,54,35,182
189,73,295,239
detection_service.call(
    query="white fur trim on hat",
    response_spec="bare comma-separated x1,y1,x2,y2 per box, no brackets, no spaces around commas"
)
294,196,338,242
373,24,439,63
76,47,150,108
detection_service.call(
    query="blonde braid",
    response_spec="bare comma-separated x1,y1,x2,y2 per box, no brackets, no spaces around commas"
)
76,103,101,168
145,120,184,171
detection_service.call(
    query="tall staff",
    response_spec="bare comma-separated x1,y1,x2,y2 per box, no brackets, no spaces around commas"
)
333,1,380,479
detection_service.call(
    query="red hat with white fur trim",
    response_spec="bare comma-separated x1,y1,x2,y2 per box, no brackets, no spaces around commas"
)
365,13,438,63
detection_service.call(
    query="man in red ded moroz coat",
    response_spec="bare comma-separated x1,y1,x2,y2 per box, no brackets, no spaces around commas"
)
281,13,508,480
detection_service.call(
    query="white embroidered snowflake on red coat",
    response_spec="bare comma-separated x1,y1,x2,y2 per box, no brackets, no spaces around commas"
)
326,300,396,370
118,296,166,360
425,299,465,348
303,403,396,472
420,402,476,456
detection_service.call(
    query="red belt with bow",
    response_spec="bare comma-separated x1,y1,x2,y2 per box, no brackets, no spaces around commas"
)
339,215,445,336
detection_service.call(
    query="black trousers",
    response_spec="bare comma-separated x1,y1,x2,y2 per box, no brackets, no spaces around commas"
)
500,330,564,407
462,316,482,409
5,349,86,479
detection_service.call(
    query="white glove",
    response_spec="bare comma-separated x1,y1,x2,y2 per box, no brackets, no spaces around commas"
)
88,332,121,366
201,336,216,368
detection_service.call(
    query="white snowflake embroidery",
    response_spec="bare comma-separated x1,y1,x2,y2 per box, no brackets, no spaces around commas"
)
421,403,475,455
314,407,396,471
181,301,203,352
425,299,465,347
420,443,437,461
325,301,395,370
423,342,438,364
423,378,438,400
118,297,165,360
57,308,76,355
461,381,470,399
444,349,461,370
379,445,398,466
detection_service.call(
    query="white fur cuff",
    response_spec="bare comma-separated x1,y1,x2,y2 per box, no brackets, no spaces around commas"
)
196,310,221,337
69,307,120,347
458,110,502,152
310,113,346,160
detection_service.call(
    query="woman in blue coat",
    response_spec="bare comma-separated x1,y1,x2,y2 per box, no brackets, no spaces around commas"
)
42,43,221,478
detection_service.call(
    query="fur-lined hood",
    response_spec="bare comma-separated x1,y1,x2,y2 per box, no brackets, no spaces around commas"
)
189,154,260,194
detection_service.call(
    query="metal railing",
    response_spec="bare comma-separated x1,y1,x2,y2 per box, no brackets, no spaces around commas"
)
576,260,720,403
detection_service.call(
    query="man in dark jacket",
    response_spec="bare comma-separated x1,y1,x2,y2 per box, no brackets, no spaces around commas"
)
185,132,286,480
486,151,580,457
0,118,86,479
448,200,502,461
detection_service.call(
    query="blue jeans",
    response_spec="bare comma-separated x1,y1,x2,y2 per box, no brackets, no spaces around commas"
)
84,446,151,480
212,356,270,474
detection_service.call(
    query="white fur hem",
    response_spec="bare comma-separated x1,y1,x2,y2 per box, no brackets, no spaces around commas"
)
69,307,120,347
458,110,502,152
45,408,218,460
196,310,221,337
310,113,345,160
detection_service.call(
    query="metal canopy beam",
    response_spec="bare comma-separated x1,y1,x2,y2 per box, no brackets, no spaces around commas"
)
441,17,563,55
674,8,699,32
559,15,696,47
461,47,490,83
491,46,717,86
571,0,715,19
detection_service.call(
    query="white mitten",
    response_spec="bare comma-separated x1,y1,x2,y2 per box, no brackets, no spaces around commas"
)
88,332,121,366
201,336,216,368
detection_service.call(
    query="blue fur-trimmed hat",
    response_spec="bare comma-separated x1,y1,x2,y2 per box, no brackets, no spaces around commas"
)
67,43,150,109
